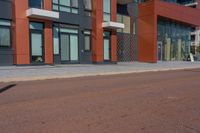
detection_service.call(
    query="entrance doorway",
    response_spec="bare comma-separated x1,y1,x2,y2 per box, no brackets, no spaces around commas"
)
53,25,79,64
104,32,111,62
30,22,44,64
60,33,78,63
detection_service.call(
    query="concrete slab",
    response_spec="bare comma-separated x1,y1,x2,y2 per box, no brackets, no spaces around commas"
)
0,62,200,82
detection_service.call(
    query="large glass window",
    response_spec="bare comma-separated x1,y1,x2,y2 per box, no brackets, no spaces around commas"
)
117,14,131,33
30,22,44,30
53,24,79,62
53,0,79,14
0,19,11,48
103,0,111,21
83,0,92,16
53,27,60,54
29,0,43,9
157,20,192,61
84,30,91,51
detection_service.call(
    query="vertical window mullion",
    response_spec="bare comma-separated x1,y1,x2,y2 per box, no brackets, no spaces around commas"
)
53,0,78,14
84,0,92,16
70,0,72,12
58,0,60,11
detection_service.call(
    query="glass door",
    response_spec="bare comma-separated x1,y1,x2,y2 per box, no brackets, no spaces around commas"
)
60,33,78,63
104,38,110,61
70,35,78,61
30,31,44,63
104,32,111,61
60,33,70,62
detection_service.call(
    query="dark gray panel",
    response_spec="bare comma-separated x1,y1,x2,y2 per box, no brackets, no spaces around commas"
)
79,52,92,64
0,49,13,66
0,0,12,19
54,12,92,30
53,0,92,30
54,55,61,64
52,0,93,64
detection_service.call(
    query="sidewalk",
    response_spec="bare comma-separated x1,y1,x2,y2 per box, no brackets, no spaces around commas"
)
0,61,200,82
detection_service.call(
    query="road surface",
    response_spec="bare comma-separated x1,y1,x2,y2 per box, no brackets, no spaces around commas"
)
0,69,200,133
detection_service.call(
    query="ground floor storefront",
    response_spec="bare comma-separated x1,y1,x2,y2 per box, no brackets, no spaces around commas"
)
0,19,118,66
0,17,198,66
157,19,193,61
1,0,200,66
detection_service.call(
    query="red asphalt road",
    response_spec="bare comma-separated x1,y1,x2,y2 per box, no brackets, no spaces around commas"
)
0,69,200,133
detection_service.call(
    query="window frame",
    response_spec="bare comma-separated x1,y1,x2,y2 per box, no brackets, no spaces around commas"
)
83,0,92,16
103,0,111,22
29,0,44,9
0,19,12,48
84,30,92,52
117,13,131,34
29,21,45,64
52,0,79,14
52,23,80,55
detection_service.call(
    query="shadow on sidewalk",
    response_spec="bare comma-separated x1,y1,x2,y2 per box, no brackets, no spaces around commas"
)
0,84,17,94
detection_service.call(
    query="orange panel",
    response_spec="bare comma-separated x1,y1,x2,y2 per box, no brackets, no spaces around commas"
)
92,0,104,63
44,0,52,10
13,0,30,65
111,0,117,62
138,1,157,63
44,22,53,64
111,31,117,62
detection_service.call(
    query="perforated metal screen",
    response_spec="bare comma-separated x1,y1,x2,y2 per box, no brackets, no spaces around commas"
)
117,33,135,62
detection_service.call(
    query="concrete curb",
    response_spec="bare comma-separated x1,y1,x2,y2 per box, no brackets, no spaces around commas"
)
0,66,199,83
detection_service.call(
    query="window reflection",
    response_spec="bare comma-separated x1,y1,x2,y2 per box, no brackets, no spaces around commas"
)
157,19,192,61
29,0,43,9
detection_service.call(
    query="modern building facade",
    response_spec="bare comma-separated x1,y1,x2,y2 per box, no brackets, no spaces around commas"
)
0,0,200,66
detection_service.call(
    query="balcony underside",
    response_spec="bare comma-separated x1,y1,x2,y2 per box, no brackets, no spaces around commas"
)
102,21,125,29
26,8,59,20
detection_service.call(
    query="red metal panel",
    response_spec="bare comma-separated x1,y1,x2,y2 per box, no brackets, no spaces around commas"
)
92,0,104,63
138,0,200,63
44,0,52,10
138,1,157,63
156,0,200,27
